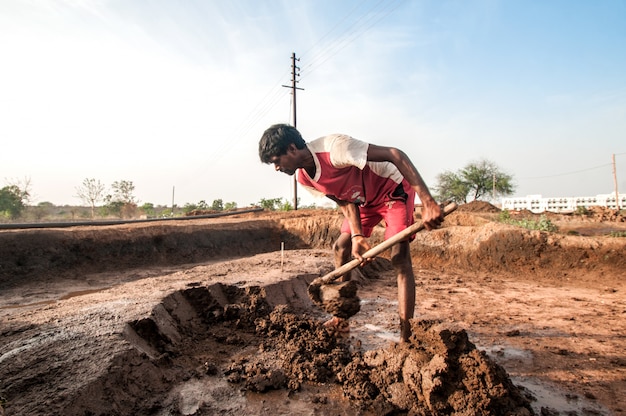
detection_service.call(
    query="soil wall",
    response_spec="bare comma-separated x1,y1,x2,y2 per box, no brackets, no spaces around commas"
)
1,210,624,290
0,218,305,287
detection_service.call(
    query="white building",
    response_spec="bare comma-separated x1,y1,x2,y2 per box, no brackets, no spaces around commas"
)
501,192,625,213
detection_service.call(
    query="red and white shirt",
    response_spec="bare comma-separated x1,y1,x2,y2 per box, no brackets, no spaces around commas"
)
297,134,410,207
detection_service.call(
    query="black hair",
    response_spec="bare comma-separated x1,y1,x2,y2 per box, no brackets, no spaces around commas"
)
258,124,306,164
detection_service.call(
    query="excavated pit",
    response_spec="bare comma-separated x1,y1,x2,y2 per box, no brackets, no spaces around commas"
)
56,280,533,416
2,205,625,415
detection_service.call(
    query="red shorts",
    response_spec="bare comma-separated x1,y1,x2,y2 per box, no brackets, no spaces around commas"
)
341,187,416,240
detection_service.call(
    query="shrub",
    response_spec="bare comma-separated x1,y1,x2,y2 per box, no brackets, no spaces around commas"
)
497,211,558,232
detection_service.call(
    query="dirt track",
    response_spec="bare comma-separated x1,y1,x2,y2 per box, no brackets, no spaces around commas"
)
1,203,625,415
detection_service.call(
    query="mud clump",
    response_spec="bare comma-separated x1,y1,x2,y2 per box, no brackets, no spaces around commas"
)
229,305,353,392
339,319,534,415
225,305,533,415
128,284,533,415
6,280,533,415
307,279,361,318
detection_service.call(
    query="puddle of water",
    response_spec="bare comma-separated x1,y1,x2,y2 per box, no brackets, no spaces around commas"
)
482,345,533,362
158,376,361,416
482,346,609,414
360,323,399,342
360,298,398,307
514,377,609,415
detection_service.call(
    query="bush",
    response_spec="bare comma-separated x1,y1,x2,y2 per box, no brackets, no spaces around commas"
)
575,206,590,216
497,210,558,232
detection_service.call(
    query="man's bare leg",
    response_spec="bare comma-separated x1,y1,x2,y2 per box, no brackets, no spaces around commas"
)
392,240,415,343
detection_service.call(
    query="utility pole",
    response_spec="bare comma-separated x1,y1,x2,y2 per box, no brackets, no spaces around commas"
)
282,52,304,210
612,154,620,210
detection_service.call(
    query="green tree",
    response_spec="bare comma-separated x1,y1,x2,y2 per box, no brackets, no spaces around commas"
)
224,201,237,211
111,180,137,204
109,180,138,218
5,177,32,205
211,199,224,211
183,202,198,214
0,185,26,219
140,202,155,217
75,178,105,219
257,197,283,211
435,159,515,203
183,200,212,214
434,171,470,204
101,196,125,218
278,199,293,211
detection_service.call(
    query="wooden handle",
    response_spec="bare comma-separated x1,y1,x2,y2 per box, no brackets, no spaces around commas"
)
311,202,458,286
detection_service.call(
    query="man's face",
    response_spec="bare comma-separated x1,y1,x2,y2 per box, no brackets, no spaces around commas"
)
269,153,297,176
268,144,298,176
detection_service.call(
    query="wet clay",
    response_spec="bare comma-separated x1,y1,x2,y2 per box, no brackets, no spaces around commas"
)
308,280,361,318
58,283,533,415
339,319,533,415
144,285,532,415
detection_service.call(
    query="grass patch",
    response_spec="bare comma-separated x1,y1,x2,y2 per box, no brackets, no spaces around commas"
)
498,210,558,232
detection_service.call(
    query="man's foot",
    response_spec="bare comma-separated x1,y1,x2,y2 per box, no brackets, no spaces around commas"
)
323,316,350,334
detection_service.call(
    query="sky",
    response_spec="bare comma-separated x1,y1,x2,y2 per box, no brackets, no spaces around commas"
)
1,0,625,208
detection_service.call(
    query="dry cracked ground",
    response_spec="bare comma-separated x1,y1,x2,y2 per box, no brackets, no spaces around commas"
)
1,202,625,415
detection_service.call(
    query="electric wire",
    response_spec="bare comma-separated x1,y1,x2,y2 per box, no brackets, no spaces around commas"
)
520,163,613,180
300,0,405,80
202,71,290,168
192,0,622,204
202,0,406,170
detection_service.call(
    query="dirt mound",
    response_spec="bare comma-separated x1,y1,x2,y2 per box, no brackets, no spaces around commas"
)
583,206,625,222
409,222,625,285
0,218,300,285
340,319,533,415
57,283,532,415
456,201,501,213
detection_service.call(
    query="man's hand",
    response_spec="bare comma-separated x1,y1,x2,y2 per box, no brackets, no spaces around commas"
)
421,200,444,231
351,235,372,265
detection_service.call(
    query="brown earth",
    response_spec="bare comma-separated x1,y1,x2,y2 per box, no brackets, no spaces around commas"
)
1,202,625,415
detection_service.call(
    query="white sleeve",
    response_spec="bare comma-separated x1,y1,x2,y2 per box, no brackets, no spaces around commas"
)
301,183,325,198
328,135,369,169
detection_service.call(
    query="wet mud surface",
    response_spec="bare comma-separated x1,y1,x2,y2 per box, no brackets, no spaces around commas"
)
1,205,625,415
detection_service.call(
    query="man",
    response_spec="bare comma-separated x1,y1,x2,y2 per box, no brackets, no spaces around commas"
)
258,124,443,342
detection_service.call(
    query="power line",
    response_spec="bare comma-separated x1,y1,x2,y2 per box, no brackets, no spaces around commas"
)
204,0,406,168
203,72,291,166
184,0,408,200
300,0,405,79
181,71,291,194
520,163,613,180
299,0,382,64
299,1,364,59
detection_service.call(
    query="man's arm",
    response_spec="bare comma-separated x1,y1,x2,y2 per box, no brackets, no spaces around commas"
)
326,196,371,262
367,144,443,230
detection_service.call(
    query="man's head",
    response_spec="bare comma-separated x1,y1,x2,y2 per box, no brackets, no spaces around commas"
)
259,124,306,175
259,124,306,163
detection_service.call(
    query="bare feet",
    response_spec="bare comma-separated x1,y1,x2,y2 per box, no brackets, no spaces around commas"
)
323,316,350,334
